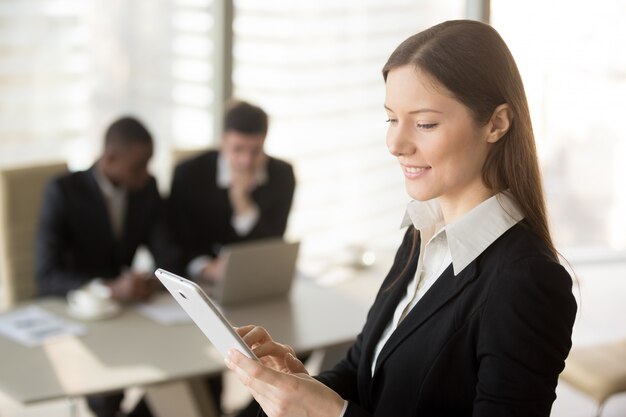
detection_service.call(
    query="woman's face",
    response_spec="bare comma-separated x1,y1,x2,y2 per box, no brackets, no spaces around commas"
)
385,65,493,219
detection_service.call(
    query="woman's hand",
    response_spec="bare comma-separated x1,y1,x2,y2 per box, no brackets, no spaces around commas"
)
225,348,345,417
236,325,299,373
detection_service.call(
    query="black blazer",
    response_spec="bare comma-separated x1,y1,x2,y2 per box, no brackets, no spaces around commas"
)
36,167,175,296
168,150,295,268
316,223,577,417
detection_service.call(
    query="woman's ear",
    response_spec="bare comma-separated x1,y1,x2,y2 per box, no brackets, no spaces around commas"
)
486,104,513,143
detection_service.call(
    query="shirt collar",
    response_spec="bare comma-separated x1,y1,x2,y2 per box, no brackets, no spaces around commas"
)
93,167,126,199
401,191,524,275
216,152,268,189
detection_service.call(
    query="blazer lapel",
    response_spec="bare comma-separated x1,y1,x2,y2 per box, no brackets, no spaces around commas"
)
372,260,479,376
358,250,418,410
362,249,419,366
84,167,126,273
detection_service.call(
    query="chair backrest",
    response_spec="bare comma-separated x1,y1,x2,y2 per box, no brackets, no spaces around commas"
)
171,147,209,167
0,162,68,310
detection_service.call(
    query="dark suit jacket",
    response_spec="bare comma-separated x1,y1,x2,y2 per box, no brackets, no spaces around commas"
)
316,223,577,417
168,150,295,269
36,167,175,296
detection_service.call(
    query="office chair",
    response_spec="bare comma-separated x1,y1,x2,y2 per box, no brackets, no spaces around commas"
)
0,161,68,310
561,338,626,417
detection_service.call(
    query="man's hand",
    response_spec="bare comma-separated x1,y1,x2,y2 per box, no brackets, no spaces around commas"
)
228,169,257,216
108,271,154,303
200,257,226,283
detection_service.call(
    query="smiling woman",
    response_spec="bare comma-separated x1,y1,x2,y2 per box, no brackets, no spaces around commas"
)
383,66,511,221
225,20,577,417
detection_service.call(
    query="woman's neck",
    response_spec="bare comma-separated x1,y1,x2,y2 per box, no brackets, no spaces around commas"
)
438,185,495,225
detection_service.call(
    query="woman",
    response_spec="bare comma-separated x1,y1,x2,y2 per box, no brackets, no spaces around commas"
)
225,20,577,417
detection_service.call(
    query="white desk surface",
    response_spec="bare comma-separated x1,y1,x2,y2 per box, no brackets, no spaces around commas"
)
0,264,390,405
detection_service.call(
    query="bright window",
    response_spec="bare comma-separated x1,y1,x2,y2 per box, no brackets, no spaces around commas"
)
491,0,626,257
232,0,465,256
0,0,216,187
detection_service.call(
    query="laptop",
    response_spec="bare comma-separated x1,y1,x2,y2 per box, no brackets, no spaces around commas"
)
209,238,300,306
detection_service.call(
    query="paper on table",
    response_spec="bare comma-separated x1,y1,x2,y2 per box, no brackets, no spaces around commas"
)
0,306,86,347
135,292,192,326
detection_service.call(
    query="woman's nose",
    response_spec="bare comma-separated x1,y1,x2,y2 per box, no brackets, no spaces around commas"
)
386,125,415,157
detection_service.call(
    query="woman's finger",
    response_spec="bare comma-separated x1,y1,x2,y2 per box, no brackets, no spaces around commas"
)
225,348,283,394
252,340,292,359
235,325,256,337
285,353,308,374
228,364,278,416
241,326,272,348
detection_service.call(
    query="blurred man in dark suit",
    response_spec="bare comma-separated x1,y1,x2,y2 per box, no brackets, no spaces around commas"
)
168,100,295,413
169,100,295,283
36,116,175,417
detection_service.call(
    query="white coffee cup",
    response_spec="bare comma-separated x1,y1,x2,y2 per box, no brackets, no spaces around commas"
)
67,286,118,320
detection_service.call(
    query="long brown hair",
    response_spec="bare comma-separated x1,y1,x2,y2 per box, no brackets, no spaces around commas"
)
383,20,557,260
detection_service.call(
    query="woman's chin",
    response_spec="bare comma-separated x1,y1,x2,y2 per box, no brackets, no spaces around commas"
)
405,185,435,202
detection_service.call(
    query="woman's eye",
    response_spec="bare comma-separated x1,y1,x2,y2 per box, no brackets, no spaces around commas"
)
417,123,437,130
385,118,397,124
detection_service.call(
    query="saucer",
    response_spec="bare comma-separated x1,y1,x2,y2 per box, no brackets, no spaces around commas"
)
67,302,121,321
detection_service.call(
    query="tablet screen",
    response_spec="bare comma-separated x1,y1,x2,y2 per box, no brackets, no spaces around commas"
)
155,268,257,361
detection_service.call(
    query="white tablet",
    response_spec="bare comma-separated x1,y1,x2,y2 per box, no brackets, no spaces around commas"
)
154,268,257,361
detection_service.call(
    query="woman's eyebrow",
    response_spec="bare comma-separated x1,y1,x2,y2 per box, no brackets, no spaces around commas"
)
384,104,442,114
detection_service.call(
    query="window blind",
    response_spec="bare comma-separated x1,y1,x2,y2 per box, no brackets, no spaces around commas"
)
232,0,464,257
0,0,217,190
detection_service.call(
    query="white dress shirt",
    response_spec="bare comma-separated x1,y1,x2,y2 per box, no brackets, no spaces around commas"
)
91,169,127,295
93,169,127,240
187,153,268,278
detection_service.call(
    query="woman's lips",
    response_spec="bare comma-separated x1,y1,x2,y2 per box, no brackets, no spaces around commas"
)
402,164,431,179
